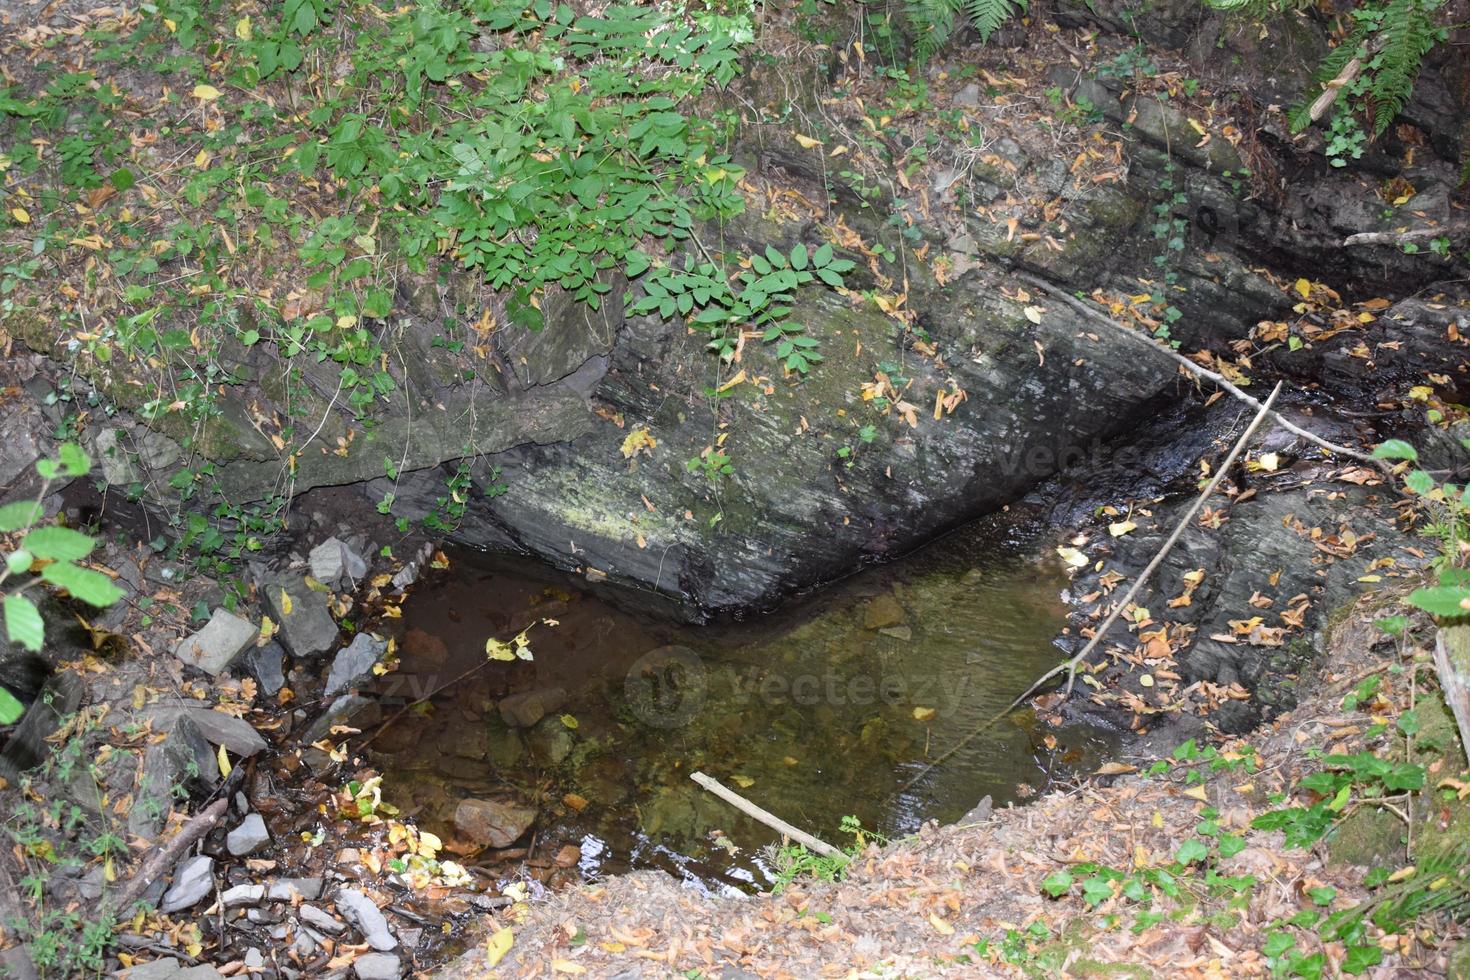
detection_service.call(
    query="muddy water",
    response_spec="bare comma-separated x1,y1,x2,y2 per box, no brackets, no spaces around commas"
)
367,515,1115,894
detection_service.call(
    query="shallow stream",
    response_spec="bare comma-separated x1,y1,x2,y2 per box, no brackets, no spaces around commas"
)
367,514,1117,893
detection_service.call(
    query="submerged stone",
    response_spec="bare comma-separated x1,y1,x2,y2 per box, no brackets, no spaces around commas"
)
453,797,535,849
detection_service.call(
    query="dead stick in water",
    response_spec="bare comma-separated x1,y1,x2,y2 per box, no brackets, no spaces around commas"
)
902,383,1282,793
690,771,845,860
1015,272,1388,472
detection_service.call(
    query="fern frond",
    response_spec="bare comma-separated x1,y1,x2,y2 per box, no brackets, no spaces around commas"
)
964,0,1024,43
1365,0,1442,135
907,0,962,60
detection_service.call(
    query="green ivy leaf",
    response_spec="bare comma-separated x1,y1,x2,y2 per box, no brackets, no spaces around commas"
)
0,684,24,725
4,594,44,653
1406,585,1470,618
0,501,43,533
39,562,123,607
1039,869,1072,897
1371,439,1418,462
1174,839,1209,864
22,526,96,562
58,443,91,477
1342,944,1383,975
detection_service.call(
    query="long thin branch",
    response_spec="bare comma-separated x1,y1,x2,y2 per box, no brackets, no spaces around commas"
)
1016,272,1389,472
902,384,1281,793
690,771,844,859
106,797,228,919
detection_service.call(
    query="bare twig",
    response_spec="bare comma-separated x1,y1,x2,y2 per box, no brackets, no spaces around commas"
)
1343,222,1470,247
105,797,229,919
902,384,1282,792
1015,272,1389,472
690,771,845,859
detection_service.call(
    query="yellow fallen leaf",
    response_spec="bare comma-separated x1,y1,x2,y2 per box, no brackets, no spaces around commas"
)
1294,278,1311,299
217,744,232,777
279,589,293,616
793,133,823,149
1108,519,1137,537
485,928,514,968
731,774,755,789
913,706,937,722
1023,305,1044,324
1183,784,1209,802
234,16,252,40
716,369,746,393
929,913,955,935
10,207,30,224
192,84,223,101
486,637,515,661
1056,546,1088,568
1139,674,1154,687
560,713,579,729
551,961,586,974
1095,762,1137,776
620,427,657,459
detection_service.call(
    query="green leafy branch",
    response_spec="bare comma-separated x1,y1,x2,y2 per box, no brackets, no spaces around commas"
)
0,445,122,723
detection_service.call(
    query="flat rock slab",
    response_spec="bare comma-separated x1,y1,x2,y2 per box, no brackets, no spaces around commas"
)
498,686,566,728
121,960,225,980
227,812,271,856
353,952,403,980
160,855,214,913
259,572,338,658
173,608,256,676
236,640,285,696
325,632,388,696
146,704,268,757
310,536,368,587
335,887,397,951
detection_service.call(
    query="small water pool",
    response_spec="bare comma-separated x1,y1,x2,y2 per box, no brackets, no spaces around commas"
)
366,513,1116,893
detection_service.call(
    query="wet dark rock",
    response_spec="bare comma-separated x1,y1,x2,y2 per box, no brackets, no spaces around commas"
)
527,717,575,767
0,669,82,779
325,633,388,697
497,687,567,728
258,571,338,658
227,813,271,856
303,695,380,743
237,640,286,697
453,797,536,849
333,887,397,951
160,855,215,913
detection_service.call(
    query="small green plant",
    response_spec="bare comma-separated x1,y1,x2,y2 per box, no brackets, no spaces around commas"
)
1371,438,1470,617
904,0,1028,58
764,815,875,892
1,446,121,723
686,449,735,482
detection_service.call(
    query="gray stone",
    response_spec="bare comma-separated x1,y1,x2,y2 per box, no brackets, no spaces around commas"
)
221,883,265,908
325,633,388,697
333,887,397,951
130,715,220,839
953,82,981,107
259,572,338,658
497,686,566,728
267,877,324,902
227,813,271,856
352,953,402,980
303,695,380,744
145,704,269,757
238,640,286,697
298,903,346,934
160,855,215,913
453,797,536,849
244,949,265,970
528,719,574,767
173,608,257,676
121,959,225,980
309,536,369,587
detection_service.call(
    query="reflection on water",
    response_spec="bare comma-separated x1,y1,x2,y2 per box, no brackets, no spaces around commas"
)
368,514,1115,893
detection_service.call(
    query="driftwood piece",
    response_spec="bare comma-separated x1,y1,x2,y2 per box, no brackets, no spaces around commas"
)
1433,625,1470,753
690,771,844,859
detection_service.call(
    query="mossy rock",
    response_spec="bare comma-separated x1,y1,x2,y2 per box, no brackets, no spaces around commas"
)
1326,806,1405,870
